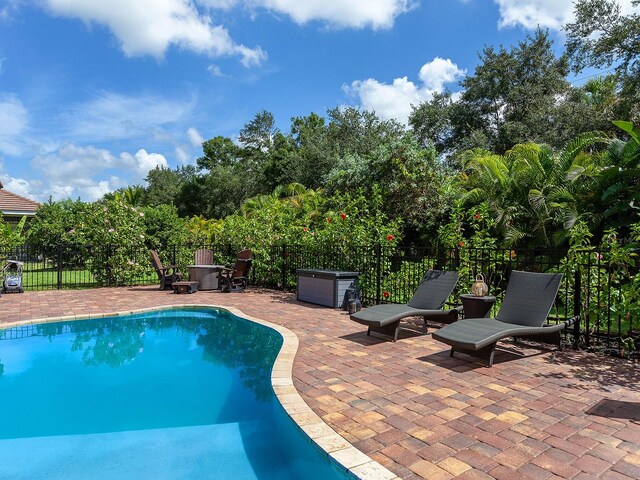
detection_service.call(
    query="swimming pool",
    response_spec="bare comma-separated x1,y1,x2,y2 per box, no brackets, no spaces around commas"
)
0,307,354,479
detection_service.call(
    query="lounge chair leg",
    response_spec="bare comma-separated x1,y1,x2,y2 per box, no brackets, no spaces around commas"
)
367,327,371,337
487,349,495,367
393,326,399,342
450,348,455,357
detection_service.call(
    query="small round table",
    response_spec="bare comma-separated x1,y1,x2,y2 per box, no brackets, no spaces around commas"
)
460,294,496,319
187,265,226,290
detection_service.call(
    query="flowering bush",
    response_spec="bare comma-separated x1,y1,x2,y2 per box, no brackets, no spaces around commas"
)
69,201,149,285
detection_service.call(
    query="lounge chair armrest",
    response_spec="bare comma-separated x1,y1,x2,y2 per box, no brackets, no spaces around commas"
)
159,266,180,274
565,315,579,327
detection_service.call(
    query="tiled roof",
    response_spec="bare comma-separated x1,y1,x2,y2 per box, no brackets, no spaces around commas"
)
0,189,40,214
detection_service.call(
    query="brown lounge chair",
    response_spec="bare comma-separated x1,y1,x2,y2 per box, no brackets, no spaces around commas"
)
350,270,460,341
221,249,252,292
432,270,577,367
150,250,182,290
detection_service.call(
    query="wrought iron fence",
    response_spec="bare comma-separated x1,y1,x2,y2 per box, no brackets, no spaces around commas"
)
0,242,637,357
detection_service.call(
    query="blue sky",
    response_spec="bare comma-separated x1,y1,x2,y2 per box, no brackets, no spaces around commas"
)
0,0,636,202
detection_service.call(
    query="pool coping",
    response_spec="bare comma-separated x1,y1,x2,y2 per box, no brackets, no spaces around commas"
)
2,304,400,480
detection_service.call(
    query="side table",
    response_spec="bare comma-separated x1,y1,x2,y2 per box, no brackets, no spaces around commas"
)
460,294,496,319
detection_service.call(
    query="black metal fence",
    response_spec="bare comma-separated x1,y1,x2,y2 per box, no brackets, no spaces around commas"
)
0,242,637,358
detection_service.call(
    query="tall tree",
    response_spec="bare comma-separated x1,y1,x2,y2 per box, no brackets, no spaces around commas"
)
144,166,196,207
409,92,455,153
196,136,241,170
565,0,640,121
455,29,571,153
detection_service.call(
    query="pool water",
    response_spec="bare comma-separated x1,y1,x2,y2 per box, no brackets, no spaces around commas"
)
0,308,352,479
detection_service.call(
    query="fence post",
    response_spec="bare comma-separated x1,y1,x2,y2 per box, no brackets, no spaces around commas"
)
56,245,63,290
573,269,581,349
375,243,382,304
281,244,287,290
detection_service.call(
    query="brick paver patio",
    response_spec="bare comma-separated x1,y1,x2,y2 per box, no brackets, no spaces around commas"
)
1,286,639,479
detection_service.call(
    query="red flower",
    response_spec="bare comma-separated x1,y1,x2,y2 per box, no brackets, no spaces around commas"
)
326,217,332,223
474,212,480,220
383,291,390,298
303,227,308,232
458,241,465,247
386,234,394,241
340,212,346,220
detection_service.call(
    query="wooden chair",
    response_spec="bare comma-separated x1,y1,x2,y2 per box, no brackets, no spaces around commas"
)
150,250,182,290
194,248,214,265
220,249,252,293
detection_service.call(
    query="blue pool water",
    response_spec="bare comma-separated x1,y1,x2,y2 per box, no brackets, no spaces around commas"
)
0,308,352,479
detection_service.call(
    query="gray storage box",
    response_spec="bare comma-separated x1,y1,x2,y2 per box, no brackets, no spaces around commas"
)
296,269,359,308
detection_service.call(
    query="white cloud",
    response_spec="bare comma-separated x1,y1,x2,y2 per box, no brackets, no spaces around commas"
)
495,0,639,30
187,127,205,147
61,91,196,142
200,0,413,29
175,146,191,164
345,57,464,124
207,63,228,77
0,94,28,156
119,149,169,177
29,143,167,201
0,1,21,20
0,174,37,199
419,57,465,91
43,0,266,65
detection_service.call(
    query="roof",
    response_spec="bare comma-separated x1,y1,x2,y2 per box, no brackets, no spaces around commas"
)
0,189,40,216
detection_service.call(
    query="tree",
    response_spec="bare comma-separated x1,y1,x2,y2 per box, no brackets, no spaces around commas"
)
458,132,608,247
113,185,144,207
260,132,297,192
324,133,452,243
588,121,640,236
455,29,571,153
144,166,196,207
552,75,622,145
326,107,405,157
176,165,248,219
565,0,640,121
0,214,27,249
286,112,333,189
196,136,241,170
239,110,278,152
26,199,84,250
409,92,455,154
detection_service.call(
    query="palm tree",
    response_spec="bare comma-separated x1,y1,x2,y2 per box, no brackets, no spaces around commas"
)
114,185,145,207
587,121,640,235
460,132,608,246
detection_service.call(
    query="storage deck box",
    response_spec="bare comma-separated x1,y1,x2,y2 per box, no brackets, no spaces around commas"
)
296,269,359,308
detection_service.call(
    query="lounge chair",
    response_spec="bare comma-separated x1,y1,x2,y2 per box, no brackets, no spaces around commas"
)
350,270,460,342
432,270,576,367
194,248,215,265
220,249,252,292
150,250,182,290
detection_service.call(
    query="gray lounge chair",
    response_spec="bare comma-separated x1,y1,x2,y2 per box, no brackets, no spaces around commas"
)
432,270,576,367
350,270,460,342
